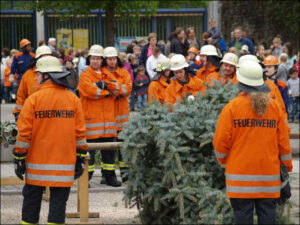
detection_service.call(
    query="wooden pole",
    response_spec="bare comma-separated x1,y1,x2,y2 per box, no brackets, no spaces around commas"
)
87,142,121,151
79,154,89,222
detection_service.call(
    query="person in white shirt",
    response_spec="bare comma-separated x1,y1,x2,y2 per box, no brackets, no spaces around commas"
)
146,46,166,80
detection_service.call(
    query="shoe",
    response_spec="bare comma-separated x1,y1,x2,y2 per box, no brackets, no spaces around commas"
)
106,176,122,187
100,177,106,184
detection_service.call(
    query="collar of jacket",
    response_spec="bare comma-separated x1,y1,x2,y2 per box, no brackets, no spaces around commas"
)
174,76,190,92
38,81,65,90
101,66,123,80
158,76,169,87
87,66,104,79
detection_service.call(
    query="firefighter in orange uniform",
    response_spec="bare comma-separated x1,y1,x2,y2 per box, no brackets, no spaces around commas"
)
12,45,52,121
78,45,122,187
213,60,292,224
148,57,171,104
264,55,289,112
13,56,88,224
218,52,239,85
101,47,132,183
196,44,221,84
165,54,205,105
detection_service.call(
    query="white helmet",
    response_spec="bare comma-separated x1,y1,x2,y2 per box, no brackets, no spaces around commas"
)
88,44,104,57
200,44,218,56
35,46,52,59
156,58,171,72
170,54,189,71
104,47,118,58
236,60,264,86
35,56,63,73
220,53,239,66
237,54,259,66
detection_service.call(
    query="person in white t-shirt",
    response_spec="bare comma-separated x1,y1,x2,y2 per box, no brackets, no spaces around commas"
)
146,46,166,79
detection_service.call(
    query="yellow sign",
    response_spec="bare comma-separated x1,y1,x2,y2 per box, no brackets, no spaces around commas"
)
74,29,89,50
56,29,72,55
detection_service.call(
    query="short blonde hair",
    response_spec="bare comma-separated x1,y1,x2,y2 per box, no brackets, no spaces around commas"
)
279,53,288,64
273,37,281,44
228,47,238,56
148,33,157,42
118,52,127,62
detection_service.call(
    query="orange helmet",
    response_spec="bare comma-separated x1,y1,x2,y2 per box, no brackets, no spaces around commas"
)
188,47,199,55
20,39,31,48
263,55,279,66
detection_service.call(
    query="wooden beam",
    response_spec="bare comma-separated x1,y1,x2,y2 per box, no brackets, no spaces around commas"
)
0,177,25,185
87,142,121,151
290,133,299,139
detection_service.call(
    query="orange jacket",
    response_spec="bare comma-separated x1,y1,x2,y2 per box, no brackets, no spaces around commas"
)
102,66,132,131
213,92,292,199
165,75,205,105
14,81,87,187
265,80,287,119
4,67,12,87
148,76,170,104
78,66,121,139
196,64,218,82
13,67,38,115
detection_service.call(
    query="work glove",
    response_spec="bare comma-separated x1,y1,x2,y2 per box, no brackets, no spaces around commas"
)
74,149,86,180
96,80,108,89
278,164,291,204
14,112,20,122
13,151,26,180
9,74,15,83
106,80,119,94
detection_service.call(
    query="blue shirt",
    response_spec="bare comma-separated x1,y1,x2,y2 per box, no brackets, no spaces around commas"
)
11,51,35,82
229,37,255,54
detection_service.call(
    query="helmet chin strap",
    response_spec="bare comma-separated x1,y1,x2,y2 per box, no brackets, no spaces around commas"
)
266,72,276,81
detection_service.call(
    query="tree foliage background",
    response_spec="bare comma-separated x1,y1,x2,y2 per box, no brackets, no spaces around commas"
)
221,0,299,51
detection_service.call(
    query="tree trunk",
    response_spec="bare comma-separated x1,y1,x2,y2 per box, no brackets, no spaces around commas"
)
105,5,116,46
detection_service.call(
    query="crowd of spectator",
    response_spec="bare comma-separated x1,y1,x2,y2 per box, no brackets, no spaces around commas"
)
1,22,299,121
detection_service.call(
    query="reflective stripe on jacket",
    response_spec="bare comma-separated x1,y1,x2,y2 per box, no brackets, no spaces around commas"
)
102,66,132,131
148,76,170,104
79,66,120,139
14,82,87,187
12,67,38,115
213,92,292,198
165,75,205,105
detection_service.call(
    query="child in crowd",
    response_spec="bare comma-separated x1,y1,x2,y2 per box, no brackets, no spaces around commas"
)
133,46,141,65
3,58,13,103
134,65,150,110
128,54,138,111
186,47,202,74
287,68,300,123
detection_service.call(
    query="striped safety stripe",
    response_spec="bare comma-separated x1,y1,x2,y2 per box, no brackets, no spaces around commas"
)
226,174,280,182
26,163,75,171
280,154,292,161
215,151,227,158
22,220,37,225
86,129,117,136
227,185,280,193
122,84,127,96
88,165,95,172
15,104,23,110
119,161,128,168
112,81,119,95
95,88,101,100
102,163,115,171
116,115,129,121
76,139,87,146
26,173,74,182
86,122,116,128
15,140,30,148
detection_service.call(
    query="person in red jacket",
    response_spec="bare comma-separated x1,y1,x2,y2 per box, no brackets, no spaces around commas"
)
13,56,87,224
213,60,292,224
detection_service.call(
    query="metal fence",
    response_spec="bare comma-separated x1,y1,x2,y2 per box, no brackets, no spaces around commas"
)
0,10,36,50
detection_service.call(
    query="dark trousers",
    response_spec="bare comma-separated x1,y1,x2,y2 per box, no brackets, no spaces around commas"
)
230,198,277,225
22,184,70,224
117,137,129,180
87,137,116,180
